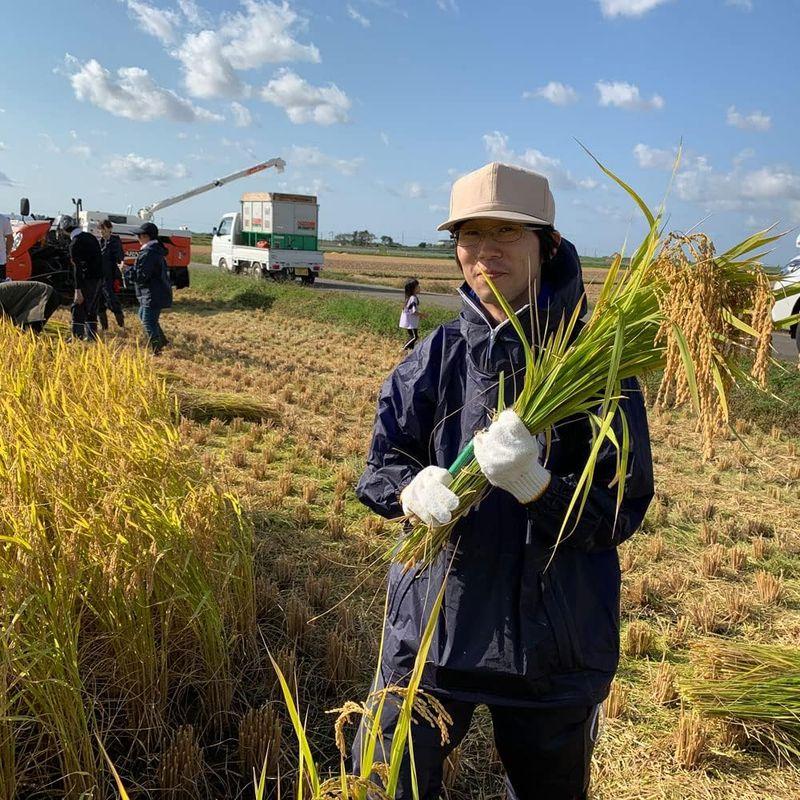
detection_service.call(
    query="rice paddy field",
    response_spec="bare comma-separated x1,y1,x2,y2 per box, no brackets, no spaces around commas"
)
3,267,800,799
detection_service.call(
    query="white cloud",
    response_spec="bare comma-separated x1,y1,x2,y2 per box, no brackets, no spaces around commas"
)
278,177,330,195
405,182,426,199
429,203,447,213
524,81,578,106
125,0,179,44
633,143,678,170
596,80,664,111
39,133,62,153
726,105,771,131
289,145,363,175
174,30,246,99
482,131,592,191
69,143,93,160
380,131,390,146
220,0,320,70
0,142,6,151
60,54,223,123
177,0,208,25
347,4,371,27
436,0,459,10
676,157,800,212
0,171,15,186
726,0,753,10
107,153,189,183
177,131,189,139
172,2,320,100
598,0,672,17
260,69,351,125
231,101,253,127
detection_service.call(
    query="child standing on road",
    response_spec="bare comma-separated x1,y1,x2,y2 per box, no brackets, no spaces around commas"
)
399,278,420,350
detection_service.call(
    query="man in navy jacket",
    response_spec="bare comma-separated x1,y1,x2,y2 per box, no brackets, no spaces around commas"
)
355,163,654,800
128,222,172,353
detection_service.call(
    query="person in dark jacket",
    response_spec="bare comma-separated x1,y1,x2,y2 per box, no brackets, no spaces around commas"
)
354,163,654,800
128,221,172,353
61,216,104,341
98,219,125,329
0,280,60,332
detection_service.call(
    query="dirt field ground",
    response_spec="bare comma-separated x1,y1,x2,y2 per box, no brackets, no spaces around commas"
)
66,272,797,799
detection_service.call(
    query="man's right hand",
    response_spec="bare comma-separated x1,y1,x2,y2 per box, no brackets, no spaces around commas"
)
73,289,84,305
400,466,459,527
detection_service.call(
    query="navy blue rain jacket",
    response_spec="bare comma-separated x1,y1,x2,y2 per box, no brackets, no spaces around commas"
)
130,241,173,310
356,240,654,708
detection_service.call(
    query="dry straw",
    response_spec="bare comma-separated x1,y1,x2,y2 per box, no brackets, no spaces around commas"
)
391,155,784,570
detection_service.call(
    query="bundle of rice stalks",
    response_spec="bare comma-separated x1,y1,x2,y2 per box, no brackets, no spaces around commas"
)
683,639,800,763
0,323,255,797
168,383,278,423
392,157,785,569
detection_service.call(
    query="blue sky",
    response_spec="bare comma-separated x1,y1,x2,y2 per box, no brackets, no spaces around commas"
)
1,0,798,261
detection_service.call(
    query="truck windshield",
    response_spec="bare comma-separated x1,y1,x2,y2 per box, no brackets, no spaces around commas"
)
217,217,233,236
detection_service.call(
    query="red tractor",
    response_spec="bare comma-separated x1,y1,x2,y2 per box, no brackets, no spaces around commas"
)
5,159,284,301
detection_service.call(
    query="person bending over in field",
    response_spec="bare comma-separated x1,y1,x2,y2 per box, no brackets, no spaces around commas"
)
355,162,654,800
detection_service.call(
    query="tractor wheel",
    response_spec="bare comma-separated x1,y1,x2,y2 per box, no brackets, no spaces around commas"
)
218,258,228,273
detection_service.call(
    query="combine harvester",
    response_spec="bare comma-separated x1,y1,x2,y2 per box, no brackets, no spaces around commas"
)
5,158,286,299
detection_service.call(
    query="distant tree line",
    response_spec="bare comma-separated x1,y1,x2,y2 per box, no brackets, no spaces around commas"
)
329,231,454,250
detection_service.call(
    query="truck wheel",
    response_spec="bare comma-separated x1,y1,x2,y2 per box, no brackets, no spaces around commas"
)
218,258,228,272
300,275,316,286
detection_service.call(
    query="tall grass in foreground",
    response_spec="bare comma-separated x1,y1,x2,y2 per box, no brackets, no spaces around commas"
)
392,160,784,569
0,323,255,799
684,640,800,764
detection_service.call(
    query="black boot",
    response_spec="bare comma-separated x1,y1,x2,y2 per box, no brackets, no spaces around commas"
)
114,311,125,328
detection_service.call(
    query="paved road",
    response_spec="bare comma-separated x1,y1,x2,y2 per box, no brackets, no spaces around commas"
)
191,265,798,362
314,276,798,363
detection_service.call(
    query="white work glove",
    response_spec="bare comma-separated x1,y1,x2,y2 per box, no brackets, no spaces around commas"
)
400,466,459,527
473,409,551,504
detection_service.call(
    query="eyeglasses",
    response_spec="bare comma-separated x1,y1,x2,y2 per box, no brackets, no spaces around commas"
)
455,223,538,249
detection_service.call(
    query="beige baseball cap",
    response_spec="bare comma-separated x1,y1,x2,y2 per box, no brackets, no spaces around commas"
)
437,162,555,232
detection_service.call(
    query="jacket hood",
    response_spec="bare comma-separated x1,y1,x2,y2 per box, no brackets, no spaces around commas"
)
457,237,587,374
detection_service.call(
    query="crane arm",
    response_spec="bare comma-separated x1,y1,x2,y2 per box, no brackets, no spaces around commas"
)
137,158,286,220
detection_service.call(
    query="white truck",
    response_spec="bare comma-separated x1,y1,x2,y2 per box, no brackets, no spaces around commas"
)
211,191,323,284
772,233,800,356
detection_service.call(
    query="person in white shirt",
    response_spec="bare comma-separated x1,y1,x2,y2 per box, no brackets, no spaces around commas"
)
399,278,421,350
0,213,13,282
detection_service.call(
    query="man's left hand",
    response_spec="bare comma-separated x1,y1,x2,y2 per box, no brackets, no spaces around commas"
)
473,409,551,504
73,289,84,305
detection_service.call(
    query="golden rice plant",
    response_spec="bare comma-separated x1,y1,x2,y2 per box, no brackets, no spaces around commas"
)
391,155,784,569
0,323,255,797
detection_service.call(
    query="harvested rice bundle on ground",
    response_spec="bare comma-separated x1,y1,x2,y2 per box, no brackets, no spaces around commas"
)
0,323,254,798
392,163,782,570
683,639,800,763
169,383,278,422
